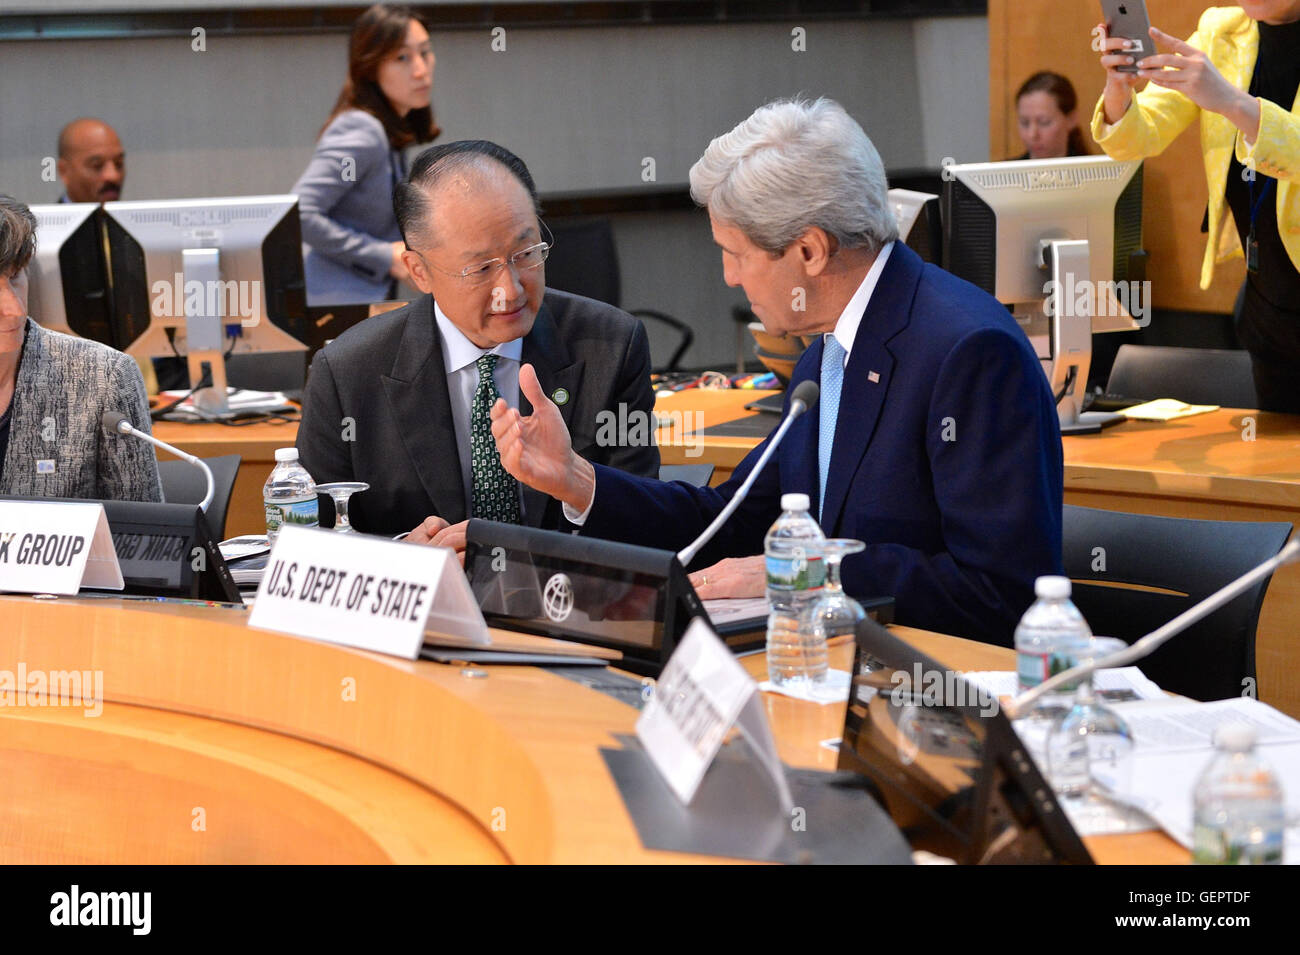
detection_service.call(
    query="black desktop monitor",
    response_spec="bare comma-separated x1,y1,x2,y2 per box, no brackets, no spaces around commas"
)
0,495,239,603
463,519,710,675
942,156,1146,431
103,195,310,355
101,500,240,602
837,616,1093,864
942,157,1144,312
102,195,312,415
27,204,118,348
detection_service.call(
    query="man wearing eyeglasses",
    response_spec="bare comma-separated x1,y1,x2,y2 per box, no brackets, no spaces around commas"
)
296,140,660,540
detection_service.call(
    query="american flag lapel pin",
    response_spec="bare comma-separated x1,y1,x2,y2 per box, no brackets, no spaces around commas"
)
868,371,880,384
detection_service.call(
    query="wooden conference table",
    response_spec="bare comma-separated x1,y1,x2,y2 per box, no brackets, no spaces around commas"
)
154,393,1300,719
0,594,1184,864
653,391,1300,721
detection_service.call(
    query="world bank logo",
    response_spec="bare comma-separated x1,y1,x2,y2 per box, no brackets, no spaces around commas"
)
543,572,574,622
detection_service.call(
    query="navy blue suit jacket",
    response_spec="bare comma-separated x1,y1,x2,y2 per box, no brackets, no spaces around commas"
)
583,243,1064,646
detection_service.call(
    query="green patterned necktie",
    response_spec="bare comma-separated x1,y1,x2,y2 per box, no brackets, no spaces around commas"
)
470,353,522,523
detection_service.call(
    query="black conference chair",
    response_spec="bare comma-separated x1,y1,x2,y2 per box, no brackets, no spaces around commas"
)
158,454,242,540
1106,344,1256,408
544,218,694,372
659,463,715,487
1062,504,1291,702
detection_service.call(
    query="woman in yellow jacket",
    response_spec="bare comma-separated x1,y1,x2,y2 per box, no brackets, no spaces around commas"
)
1092,3,1300,411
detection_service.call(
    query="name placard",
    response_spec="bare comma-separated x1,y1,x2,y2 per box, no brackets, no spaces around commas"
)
0,500,123,596
637,618,792,808
248,525,489,658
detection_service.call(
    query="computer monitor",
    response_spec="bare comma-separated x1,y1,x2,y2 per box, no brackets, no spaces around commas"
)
837,616,1093,864
889,187,942,265
463,519,721,676
0,496,239,602
26,203,118,347
942,157,1146,433
102,195,311,415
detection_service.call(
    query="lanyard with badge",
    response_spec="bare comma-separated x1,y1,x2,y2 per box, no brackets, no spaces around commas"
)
1246,174,1274,275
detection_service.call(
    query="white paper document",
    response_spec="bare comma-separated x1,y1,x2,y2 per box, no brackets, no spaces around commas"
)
703,596,768,627
963,667,1166,703
1090,697,1300,859
758,668,852,704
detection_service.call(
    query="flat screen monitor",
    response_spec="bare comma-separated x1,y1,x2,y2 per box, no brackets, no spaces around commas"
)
101,195,312,413
837,616,1092,864
942,157,1145,430
463,519,716,675
0,496,239,602
26,203,117,347
942,156,1144,328
889,187,941,265
102,499,240,602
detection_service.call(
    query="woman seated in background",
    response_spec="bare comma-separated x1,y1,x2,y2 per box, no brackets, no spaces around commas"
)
1093,3,1300,413
0,194,161,501
1014,71,1092,159
293,3,440,306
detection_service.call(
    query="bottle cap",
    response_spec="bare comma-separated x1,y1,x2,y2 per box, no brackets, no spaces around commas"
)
274,448,300,463
1213,723,1257,751
781,493,811,512
1034,575,1071,599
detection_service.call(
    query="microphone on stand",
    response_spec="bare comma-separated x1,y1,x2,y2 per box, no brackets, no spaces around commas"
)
101,411,215,513
676,379,819,567
1005,538,1300,719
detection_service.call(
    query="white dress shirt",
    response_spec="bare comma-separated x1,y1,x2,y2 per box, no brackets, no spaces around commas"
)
434,300,525,519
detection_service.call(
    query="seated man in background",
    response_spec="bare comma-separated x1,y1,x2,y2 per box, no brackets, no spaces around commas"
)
296,140,660,539
57,118,126,204
0,195,161,501
491,99,1064,647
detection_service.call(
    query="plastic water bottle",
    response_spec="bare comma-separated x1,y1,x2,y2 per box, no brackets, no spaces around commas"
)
765,492,827,687
1015,576,1093,717
263,448,318,544
1192,724,1286,865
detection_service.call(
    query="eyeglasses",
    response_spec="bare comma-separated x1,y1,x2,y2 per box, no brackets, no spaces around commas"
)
416,223,554,288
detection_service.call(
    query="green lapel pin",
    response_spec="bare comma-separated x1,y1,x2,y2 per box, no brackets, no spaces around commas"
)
552,387,570,406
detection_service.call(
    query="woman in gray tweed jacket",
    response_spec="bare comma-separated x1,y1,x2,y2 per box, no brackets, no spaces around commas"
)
0,195,161,502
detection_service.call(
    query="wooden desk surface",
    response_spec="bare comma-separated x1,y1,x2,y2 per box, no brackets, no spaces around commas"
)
657,391,1300,719
0,595,1184,864
149,393,1300,717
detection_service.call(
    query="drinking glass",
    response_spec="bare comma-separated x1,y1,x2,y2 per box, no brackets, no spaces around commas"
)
316,482,369,534
806,538,867,644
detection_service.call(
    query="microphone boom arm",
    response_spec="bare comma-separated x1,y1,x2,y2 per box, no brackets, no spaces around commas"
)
676,383,817,567
107,415,215,513
1005,537,1300,719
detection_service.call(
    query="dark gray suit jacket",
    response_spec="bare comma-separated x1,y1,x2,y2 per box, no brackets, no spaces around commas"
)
296,289,660,536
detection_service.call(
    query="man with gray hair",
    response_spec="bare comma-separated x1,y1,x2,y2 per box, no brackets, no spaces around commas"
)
492,99,1063,646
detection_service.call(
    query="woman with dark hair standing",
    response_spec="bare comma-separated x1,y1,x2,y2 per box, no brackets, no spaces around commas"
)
1014,71,1092,159
294,4,440,305
1093,3,1300,413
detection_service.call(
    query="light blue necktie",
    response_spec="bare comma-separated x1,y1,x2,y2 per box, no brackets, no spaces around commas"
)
818,336,846,521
